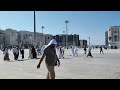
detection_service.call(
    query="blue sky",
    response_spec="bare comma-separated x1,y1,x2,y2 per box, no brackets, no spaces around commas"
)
0,11,120,45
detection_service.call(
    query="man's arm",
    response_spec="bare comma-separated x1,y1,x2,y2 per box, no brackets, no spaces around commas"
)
56,54,60,67
37,53,46,69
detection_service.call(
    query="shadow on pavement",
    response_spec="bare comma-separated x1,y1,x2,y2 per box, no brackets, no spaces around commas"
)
93,57,102,58
7,61,15,62
17,60,24,61
34,58,40,59
64,58,71,59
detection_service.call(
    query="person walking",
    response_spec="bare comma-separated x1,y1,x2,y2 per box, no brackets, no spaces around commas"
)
100,46,104,54
28,47,33,59
13,46,18,60
84,46,87,54
59,46,64,59
3,47,10,61
62,46,65,58
74,47,78,56
71,46,75,56
37,47,40,56
37,39,60,79
32,46,37,59
16,47,19,60
87,46,93,58
21,46,24,59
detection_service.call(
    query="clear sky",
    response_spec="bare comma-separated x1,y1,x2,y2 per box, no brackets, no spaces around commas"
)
0,11,120,45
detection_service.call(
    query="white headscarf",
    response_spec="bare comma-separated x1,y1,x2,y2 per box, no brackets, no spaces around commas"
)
44,39,57,49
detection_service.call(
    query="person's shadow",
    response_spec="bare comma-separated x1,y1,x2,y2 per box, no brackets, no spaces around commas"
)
93,57,102,58
17,60,25,61
33,58,40,60
6,60,15,62
16,59,30,61
9,58,41,62
62,58,71,59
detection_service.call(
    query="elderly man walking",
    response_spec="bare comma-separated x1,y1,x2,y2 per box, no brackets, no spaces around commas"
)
37,39,60,79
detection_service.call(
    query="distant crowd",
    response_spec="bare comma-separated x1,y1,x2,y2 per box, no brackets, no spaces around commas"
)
0,44,105,61
1,45,44,61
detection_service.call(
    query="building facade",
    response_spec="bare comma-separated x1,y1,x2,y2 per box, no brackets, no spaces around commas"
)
55,34,80,47
79,40,87,48
105,31,108,46
18,30,34,47
45,34,53,45
36,32,45,47
0,28,52,48
108,26,120,49
0,30,5,49
5,28,18,47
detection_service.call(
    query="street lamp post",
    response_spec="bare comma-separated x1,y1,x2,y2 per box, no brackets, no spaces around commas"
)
89,37,90,46
73,34,75,46
41,26,45,46
63,31,65,46
65,20,69,49
34,11,36,47
63,31,65,34
41,26,44,34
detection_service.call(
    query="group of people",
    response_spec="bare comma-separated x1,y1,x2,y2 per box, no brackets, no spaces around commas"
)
58,45,104,58
86,45,104,58
13,46,25,60
3,45,45,61
70,45,104,58
3,46,25,61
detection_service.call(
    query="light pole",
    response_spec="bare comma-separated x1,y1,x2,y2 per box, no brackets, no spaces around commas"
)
65,20,69,49
63,31,65,34
34,11,36,47
63,31,65,46
41,26,45,46
73,34,75,46
89,37,90,46
41,26,44,34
